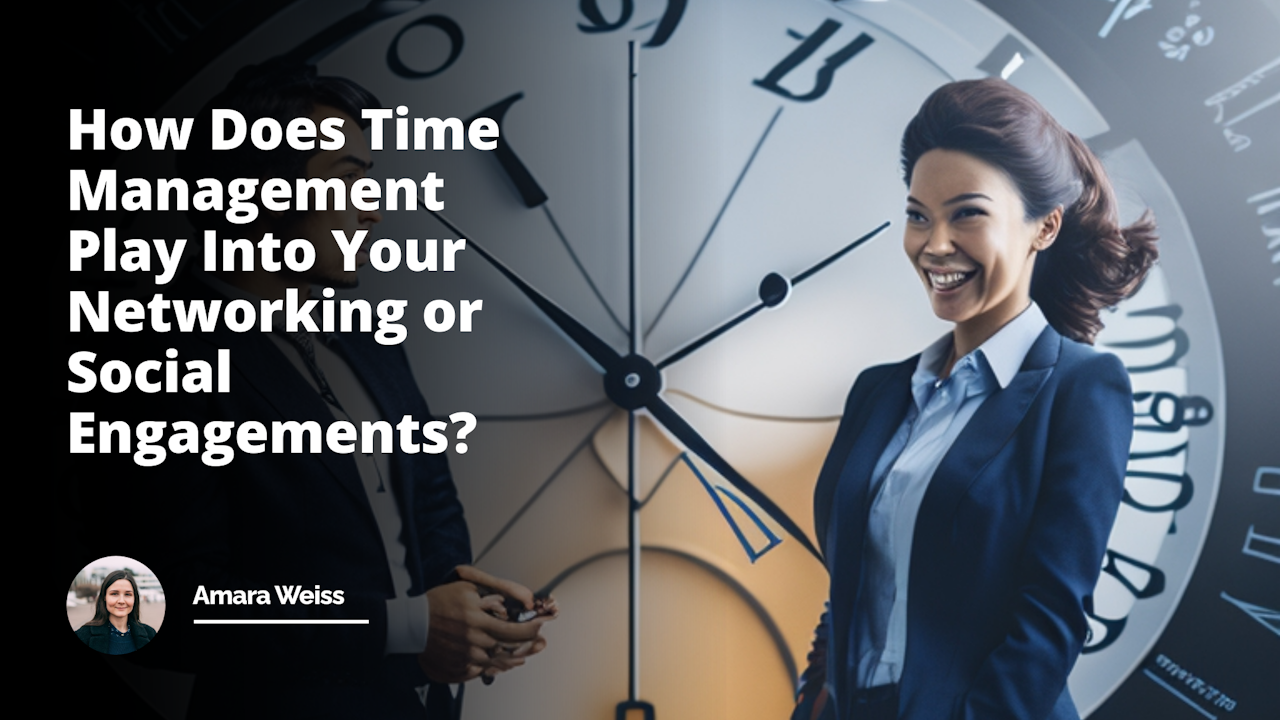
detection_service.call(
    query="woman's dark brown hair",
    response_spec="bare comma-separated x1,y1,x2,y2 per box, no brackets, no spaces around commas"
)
901,78,1158,344
83,569,142,628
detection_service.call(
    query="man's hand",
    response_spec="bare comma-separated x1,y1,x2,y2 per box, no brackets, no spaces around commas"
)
417,565,555,683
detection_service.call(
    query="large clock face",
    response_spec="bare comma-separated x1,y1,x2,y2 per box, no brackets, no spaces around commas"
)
65,0,1277,718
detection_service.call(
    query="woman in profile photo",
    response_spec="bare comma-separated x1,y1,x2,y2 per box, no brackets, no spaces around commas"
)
75,570,157,655
794,78,1158,720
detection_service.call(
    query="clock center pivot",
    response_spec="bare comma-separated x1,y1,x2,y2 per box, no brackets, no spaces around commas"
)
603,354,663,410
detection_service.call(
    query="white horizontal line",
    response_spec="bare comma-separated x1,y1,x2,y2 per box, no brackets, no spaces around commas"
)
1142,669,1216,719
192,619,369,625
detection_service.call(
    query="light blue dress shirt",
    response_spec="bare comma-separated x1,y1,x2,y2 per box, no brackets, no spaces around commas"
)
852,302,1048,688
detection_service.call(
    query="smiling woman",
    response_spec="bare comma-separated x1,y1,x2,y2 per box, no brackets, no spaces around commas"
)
903,148,1062,366
900,79,1159,349
796,78,1159,720
75,570,158,656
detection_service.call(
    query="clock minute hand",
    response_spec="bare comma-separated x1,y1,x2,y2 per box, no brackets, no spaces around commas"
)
424,209,622,374
647,396,823,562
422,212,820,562
656,220,890,370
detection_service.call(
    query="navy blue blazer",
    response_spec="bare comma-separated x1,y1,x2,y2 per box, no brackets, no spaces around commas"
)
798,326,1131,720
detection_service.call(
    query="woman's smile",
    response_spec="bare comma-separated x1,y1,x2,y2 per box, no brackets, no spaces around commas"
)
922,265,979,293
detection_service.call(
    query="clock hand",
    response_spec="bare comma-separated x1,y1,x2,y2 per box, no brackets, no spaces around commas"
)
647,106,785,337
424,208,622,374
647,396,823,562
656,220,890,370
464,93,628,333
424,209,820,563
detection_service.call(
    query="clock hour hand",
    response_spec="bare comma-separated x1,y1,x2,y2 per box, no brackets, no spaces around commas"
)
425,209,621,374
656,220,890,370
647,396,823,562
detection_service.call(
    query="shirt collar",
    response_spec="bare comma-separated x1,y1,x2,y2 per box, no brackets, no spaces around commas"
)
911,301,1048,394
977,302,1048,389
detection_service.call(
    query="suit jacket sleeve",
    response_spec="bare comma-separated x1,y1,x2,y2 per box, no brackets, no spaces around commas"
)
958,351,1131,719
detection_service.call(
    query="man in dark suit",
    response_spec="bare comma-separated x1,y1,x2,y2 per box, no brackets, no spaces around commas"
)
96,61,551,717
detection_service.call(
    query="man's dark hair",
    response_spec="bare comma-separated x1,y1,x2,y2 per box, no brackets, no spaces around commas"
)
178,58,380,232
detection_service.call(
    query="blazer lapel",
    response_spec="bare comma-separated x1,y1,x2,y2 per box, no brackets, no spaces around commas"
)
179,275,373,509
323,333,413,508
915,327,1060,533
817,360,915,567
218,329,376,507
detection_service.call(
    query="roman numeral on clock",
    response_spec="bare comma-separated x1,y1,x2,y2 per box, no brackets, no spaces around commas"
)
753,19,873,102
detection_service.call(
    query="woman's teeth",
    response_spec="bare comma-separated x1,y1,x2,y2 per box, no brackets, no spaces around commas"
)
929,270,973,290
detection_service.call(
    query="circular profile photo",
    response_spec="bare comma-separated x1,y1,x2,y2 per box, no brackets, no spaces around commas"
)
68,556,165,655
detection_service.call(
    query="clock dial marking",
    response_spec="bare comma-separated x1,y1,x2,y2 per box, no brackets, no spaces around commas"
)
1240,526,1280,565
683,453,783,562
753,19,873,102
1101,549,1166,599
577,0,633,34
1256,466,1280,494
1203,56,1280,152
646,396,822,560
1247,186,1280,287
386,14,464,79
470,93,548,208
1106,305,1190,373
577,0,688,47
1098,0,1154,39
1219,592,1280,637
1123,469,1194,513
